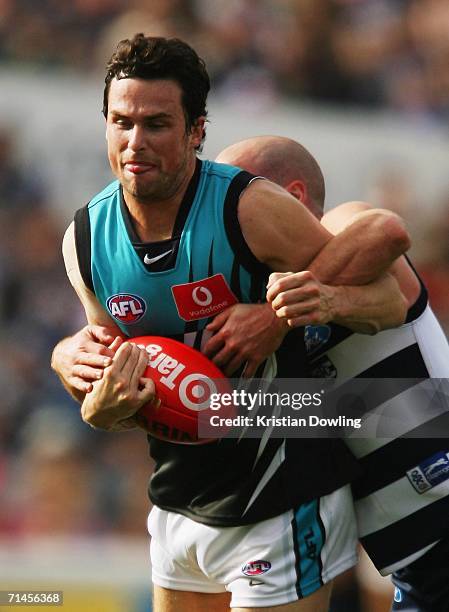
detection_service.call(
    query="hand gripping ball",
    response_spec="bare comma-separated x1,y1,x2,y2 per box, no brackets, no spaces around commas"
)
129,336,234,444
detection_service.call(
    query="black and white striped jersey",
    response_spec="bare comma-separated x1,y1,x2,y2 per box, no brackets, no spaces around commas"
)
305,275,449,574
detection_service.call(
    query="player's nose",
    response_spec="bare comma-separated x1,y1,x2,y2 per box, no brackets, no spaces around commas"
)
128,125,146,151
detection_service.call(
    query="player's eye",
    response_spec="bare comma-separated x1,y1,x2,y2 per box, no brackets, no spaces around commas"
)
146,122,168,130
114,117,132,129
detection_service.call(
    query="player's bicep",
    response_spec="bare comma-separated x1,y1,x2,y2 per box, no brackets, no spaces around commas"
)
63,222,121,331
322,202,419,305
238,180,331,271
75,281,118,328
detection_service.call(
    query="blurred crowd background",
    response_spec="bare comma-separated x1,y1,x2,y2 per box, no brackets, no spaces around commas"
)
1,1,448,611
1,0,449,120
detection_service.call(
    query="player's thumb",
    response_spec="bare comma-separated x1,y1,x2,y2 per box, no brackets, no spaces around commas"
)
108,336,124,352
90,325,116,344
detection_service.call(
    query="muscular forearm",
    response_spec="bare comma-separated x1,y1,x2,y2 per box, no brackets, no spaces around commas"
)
330,273,408,334
309,210,411,285
267,270,408,333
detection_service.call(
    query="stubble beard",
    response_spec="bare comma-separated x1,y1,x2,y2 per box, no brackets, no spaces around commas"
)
123,151,191,206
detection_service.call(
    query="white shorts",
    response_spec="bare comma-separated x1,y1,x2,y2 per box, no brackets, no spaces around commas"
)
148,484,358,608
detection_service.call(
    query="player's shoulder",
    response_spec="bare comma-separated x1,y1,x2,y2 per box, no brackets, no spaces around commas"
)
62,221,77,275
324,200,373,220
62,221,75,255
321,201,373,232
201,158,244,181
87,179,121,211
239,175,301,214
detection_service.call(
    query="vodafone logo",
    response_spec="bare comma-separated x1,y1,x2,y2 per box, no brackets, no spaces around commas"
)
107,293,146,324
172,274,238,321
192,286,213,307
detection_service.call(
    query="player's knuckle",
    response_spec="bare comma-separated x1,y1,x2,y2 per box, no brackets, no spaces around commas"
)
275,292,287,307
103,363,114,376
114,378,126,393
79,367,91,379
302,284,316,298
81,409,95,426
278,278,291,291
227,339,239,351
220,327,232,340
73,353,85,365
277,306,288,318
70,364,81,376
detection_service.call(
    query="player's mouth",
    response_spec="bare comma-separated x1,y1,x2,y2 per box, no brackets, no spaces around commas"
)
124,161,158,175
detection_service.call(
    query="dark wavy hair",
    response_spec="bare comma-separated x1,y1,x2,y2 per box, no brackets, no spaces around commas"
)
103,34,210,146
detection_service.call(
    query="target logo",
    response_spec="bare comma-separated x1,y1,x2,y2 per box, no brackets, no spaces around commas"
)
137,342,218,412
172,274,238,321
107,293,146,324
130,335,234,444
179,374,217,411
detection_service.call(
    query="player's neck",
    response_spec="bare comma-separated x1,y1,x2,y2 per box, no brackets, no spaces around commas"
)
124,157,196,242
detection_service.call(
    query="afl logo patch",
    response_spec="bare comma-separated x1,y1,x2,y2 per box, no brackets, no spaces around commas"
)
107,293,146,324
242,560,271,576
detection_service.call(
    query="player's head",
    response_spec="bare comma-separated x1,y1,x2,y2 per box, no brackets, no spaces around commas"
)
103,34,210,147
103,35,210,203
216,136,325,219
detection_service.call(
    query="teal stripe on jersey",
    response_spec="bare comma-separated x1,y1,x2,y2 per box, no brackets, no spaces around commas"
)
294,500,325,596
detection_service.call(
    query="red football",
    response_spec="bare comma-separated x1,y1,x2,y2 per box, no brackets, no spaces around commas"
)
129,336,234,444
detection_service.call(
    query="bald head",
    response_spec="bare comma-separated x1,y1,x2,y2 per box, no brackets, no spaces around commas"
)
216,136,325,218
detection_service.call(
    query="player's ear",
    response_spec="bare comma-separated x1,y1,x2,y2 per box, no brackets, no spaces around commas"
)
190,117,206,148
285,179,307,205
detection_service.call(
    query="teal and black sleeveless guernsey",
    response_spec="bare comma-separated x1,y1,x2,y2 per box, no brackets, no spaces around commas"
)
74,159,359,527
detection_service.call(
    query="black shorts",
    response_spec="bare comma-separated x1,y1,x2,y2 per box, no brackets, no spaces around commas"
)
391,535,449,612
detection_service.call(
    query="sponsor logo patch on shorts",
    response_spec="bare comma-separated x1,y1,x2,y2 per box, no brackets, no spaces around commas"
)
242,560,271,576
406,451,449,493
